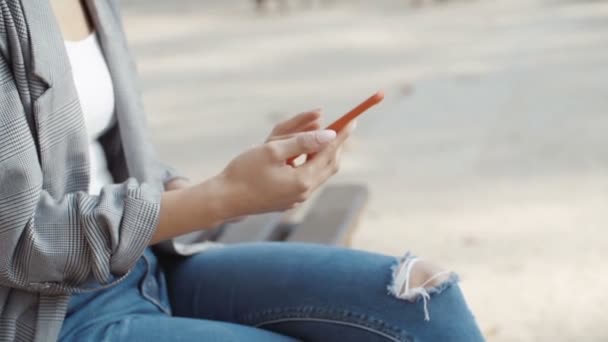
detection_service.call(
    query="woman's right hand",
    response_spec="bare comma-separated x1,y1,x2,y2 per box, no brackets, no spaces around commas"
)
151,123,354,245
216,127,351,218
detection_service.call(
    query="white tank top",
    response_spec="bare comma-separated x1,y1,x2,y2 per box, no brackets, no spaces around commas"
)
65,33,116,195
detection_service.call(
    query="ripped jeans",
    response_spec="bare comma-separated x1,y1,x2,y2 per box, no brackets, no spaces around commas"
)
59,243,485,342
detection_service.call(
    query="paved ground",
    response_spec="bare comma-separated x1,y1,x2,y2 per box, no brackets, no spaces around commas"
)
122,1,608,340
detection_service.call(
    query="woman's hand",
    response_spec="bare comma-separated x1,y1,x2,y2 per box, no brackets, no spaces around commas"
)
217,122,354,218
266,109,323,142
151,113,354,245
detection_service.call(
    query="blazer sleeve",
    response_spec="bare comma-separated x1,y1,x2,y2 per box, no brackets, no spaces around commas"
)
0,63,161,295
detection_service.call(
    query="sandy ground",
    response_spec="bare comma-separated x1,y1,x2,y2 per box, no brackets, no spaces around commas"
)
121,0,608,341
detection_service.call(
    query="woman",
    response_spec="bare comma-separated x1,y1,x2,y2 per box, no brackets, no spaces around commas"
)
0,1,484,341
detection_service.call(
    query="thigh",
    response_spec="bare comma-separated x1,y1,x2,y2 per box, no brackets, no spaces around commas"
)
164,242,483,342
61,315,299,342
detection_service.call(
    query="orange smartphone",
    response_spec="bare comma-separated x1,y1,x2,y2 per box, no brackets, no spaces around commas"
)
287,91,384,166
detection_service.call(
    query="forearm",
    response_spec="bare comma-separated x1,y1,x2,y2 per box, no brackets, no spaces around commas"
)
151,176,233,245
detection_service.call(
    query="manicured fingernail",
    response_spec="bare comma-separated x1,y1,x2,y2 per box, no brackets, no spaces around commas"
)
316,129,337,143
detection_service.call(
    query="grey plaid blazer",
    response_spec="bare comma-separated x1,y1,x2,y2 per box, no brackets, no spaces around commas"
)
0,1,214,341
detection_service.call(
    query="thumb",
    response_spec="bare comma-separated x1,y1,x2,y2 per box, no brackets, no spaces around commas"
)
269,129,336,161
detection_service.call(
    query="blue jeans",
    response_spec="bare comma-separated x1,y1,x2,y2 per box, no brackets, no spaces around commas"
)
59,243,484,341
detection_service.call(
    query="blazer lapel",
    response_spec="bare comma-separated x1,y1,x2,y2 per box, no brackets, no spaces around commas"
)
19,0,84,175
19,0,70,91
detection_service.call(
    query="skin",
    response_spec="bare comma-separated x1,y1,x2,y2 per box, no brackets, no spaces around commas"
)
49,0,448,289
50,0,93,41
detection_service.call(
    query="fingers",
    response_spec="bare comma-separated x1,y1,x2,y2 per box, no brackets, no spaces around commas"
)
303,120,355,179
292,144,343,195
307,144,342,190
316,146,342,186
300,121,322,132
272,110,321,136
266,130,336,162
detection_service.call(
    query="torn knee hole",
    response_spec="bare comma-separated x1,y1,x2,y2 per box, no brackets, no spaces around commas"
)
407,260,451,289
392,256,453,296
388,253,458,321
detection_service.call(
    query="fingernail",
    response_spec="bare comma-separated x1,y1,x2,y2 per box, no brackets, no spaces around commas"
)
350,120,358,131
316,129,337,143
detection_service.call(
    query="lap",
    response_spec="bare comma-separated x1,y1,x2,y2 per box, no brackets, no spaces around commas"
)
164,243,396,321
163,242,473,342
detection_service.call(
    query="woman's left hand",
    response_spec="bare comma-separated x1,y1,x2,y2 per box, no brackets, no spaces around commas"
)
266,109,322,142
165,109,326,225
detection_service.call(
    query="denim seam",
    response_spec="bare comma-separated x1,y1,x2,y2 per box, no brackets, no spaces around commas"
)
240,306,414,342
140,254,172,315
255,317,408,342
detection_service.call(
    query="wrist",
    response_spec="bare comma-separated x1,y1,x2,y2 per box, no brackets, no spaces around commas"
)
153,175,239,244
188,174,238,227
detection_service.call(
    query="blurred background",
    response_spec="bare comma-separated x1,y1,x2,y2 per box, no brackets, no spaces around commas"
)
122,0,608,341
